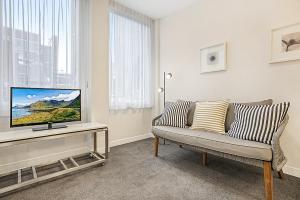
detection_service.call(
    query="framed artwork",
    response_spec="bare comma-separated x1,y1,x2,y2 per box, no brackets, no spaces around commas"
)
270,22,300,63
200,43,227,73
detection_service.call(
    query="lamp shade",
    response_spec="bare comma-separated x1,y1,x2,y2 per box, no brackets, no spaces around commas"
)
157,87,164,93
166,73,172,79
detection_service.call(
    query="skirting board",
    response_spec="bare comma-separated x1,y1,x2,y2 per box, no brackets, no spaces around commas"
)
96,133,152,153
110,133,153,147
283,165,300,178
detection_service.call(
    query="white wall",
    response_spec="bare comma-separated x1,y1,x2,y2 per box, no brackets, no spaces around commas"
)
0,0,153,174
160,0,300,177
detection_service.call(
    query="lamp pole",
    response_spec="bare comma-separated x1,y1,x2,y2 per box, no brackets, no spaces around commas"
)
163,72,166,107
158,72,172,108
158,72,172,145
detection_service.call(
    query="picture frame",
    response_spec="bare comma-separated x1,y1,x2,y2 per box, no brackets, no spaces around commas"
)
200,42,227,73
270,22,300,63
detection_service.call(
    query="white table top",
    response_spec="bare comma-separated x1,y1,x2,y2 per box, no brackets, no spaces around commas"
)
0,122,107,143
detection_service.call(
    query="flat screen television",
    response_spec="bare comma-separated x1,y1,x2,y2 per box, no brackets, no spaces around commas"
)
10,87,81,130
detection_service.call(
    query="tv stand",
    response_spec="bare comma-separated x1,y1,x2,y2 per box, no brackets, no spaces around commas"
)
32,123,67,131
0,122,108,197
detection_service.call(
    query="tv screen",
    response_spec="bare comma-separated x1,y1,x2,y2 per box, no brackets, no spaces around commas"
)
11,87,81,127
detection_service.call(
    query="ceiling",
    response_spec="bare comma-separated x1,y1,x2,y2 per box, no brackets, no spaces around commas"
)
114,0,201,19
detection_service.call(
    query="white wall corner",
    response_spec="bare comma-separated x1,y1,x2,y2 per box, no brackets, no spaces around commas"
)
283,165,300,178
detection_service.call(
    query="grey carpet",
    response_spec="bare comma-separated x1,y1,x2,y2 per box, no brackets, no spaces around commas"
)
1,139,300,200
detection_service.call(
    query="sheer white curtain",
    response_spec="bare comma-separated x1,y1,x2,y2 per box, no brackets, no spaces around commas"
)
0,0,90,120
109,1,154,110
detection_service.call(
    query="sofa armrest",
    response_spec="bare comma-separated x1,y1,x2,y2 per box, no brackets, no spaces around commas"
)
152,114,162,126
271,115,289,171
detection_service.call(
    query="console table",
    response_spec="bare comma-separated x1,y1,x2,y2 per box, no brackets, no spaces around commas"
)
0,122,108,196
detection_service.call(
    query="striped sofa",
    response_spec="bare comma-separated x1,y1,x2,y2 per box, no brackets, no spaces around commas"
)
151,100,289,200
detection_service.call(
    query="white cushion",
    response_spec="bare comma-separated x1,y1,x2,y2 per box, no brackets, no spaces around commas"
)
190,100,229,134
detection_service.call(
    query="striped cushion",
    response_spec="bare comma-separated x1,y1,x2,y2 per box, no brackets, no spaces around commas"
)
156,101,191,128
190,100,229,134
228,102,290,144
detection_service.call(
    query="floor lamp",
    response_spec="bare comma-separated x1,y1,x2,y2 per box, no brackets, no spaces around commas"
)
158,72,172,107
158,72,172,145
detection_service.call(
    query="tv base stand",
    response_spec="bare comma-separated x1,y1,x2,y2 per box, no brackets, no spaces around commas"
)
32,123,68,131
0,122,108,197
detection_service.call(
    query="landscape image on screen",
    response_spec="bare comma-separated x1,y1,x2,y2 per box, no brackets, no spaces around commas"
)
11,88,81,126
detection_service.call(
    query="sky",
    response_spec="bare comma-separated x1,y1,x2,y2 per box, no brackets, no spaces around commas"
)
12,88,80,107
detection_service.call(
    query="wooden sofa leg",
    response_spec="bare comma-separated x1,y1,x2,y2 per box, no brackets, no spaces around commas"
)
154,136,159,157
202,152,207,166
263,161,273,200
278,170,284,179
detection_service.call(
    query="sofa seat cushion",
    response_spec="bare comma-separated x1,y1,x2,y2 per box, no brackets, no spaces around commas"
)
152,126,272,161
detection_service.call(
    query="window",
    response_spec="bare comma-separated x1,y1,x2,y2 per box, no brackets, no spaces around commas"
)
109,2,154,110
0,0,90,117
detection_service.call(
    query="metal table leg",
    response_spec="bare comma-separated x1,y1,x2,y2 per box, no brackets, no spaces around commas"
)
105,129,109,159
93,129,108,159
94,132,98,153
